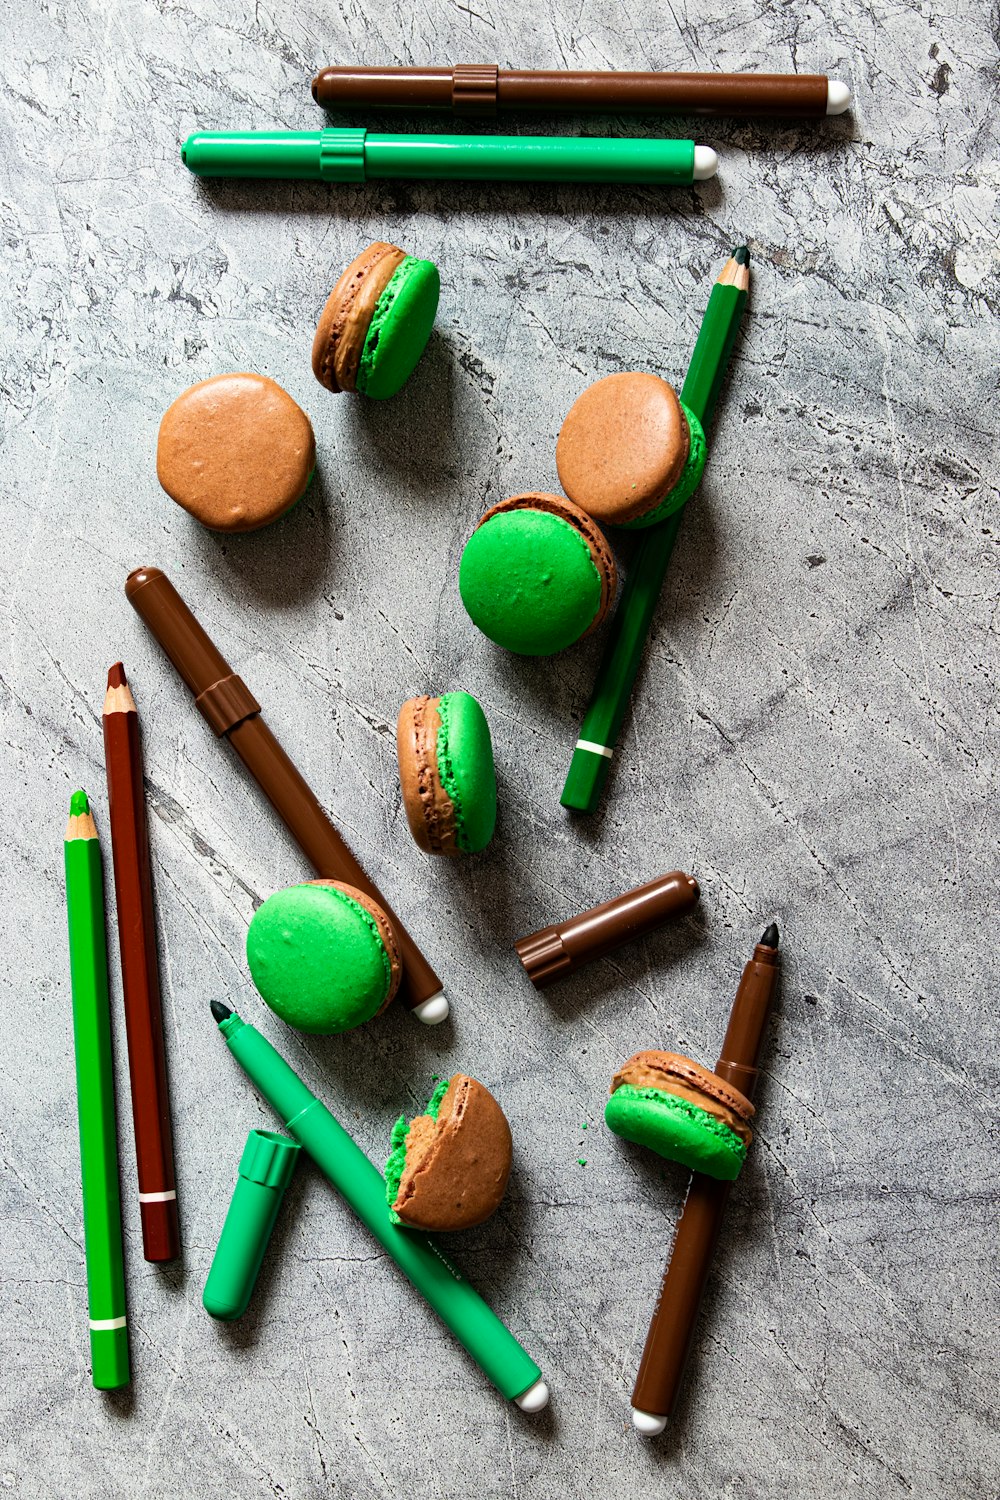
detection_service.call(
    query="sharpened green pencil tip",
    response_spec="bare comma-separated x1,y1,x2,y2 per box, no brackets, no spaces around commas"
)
733,245,750,265
70,789,90,815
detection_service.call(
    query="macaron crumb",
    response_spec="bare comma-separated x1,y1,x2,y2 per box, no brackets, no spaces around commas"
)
578,1159,587,1167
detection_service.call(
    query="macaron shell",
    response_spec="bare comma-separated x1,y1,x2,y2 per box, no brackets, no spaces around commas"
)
605,1084,748,1181
156,373,316,533
246,880,398,1034
617,404,707,529
556,372,690,526
613,1049,755,1129
397,696,459,853
357,256,440,400
311,241,407,393
435,692,497,853
459,493,616,656
392,1076,513,1231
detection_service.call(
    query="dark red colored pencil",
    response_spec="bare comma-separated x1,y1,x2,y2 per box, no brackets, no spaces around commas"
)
102,662,180,1262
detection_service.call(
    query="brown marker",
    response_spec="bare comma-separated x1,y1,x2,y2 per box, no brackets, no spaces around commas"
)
102,663,180,1261
515,871,699,989
311,66,851,120
124,568,448,1024
631,923,780,1434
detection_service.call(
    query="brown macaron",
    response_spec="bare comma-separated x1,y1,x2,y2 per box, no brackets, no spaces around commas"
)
612,1049,755,1144
311,241,407,393
388,1075,513,1232
156,373,316,533
556,372,702,528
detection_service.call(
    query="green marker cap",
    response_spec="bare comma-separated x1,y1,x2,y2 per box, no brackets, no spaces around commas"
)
203,1129,300,1321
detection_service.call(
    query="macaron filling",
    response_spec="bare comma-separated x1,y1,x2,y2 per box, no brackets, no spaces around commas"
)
605,1082,748,1180
356,255,441,400
459,496,614,656
385,1078,450,1224
618,403,707,529
434,691,497,853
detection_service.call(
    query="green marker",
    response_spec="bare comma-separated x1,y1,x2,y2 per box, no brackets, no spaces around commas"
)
561,247,751,813
211,1003,548,1410
181,127,718,185
64,790,130,1390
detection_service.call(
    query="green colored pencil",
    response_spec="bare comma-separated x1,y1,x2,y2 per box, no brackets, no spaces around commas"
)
65,789,130,1390
560,247,751,813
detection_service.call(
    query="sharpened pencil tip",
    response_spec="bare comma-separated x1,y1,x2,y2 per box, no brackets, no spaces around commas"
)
733,245,750,265
107,661,127,689
210,1000,232,1024
69,789,90,816
761,923,779,949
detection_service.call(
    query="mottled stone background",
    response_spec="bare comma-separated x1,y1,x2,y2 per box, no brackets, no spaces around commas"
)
1,0,997,1496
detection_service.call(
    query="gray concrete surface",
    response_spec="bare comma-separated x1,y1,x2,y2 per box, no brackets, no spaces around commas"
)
1,1,997,1496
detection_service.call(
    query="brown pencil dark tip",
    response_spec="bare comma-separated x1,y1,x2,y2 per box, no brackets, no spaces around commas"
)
107,661,127,689
761,922,779,949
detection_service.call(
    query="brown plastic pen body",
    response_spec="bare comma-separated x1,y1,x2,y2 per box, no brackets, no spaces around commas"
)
515,871,699,988
312,66,839,119
124,568,445,1020
631,926,780,1432
102,664,180,1262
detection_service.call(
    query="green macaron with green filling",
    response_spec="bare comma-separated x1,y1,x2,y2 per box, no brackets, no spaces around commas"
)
312,240,440,400
246,880,401,1033
605,1050,755,1181
397,690,497,854
459,492,618,656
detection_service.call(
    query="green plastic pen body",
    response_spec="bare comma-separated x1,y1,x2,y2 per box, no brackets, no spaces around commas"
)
65,797,130,1390
181,127,702,184
561,269,749,814
216,1012,544,1403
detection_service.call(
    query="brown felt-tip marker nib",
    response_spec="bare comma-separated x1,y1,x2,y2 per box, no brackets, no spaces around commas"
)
515,871,699,989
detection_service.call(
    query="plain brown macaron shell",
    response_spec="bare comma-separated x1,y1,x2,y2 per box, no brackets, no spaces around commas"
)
478,491,618,635
612,1049,755,1144
311,241,407,393
556,372,690,526
156,373,316,533
308,879,403,1014
396,696,460,854
392,1075,513,1231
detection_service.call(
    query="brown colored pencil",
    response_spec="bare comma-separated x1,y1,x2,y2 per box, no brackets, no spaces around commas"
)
103,662,180,1263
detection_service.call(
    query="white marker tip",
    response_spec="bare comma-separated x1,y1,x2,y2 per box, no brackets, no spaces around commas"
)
412,992,450,1026
692,146,719,181
514,1379,550,1413
632,1408,667,1436
826,80,852,114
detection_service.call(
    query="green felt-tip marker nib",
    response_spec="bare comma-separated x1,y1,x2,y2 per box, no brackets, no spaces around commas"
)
69,788,90,815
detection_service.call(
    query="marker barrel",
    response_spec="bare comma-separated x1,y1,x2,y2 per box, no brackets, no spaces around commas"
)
219,1014,543,1401
182,128,699,184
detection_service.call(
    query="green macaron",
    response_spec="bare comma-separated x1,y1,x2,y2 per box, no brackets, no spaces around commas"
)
312,240,440,401
459,492,618,656
358,256,440,400
397,690,497,854
246,880,401,1034
605,1051,755,1182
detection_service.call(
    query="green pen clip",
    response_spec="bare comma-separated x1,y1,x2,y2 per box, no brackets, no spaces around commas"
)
203,1129,300,1320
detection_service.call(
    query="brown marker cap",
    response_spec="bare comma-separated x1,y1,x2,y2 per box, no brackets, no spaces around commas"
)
515,870,699,989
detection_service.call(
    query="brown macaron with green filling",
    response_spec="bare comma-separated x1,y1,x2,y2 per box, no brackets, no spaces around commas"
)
385,1075,513,1231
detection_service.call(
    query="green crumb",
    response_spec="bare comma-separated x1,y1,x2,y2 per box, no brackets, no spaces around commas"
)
384,1077,451,1224
578,1159,587,1167
69,788,90,815
582,1122,588,1129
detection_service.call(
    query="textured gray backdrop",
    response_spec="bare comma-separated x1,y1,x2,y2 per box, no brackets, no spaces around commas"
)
2,1,997,1496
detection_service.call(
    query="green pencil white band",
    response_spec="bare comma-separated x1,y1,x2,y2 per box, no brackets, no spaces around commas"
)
576,739,613,759
89,1316,127,1331
138,1189,177,1202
